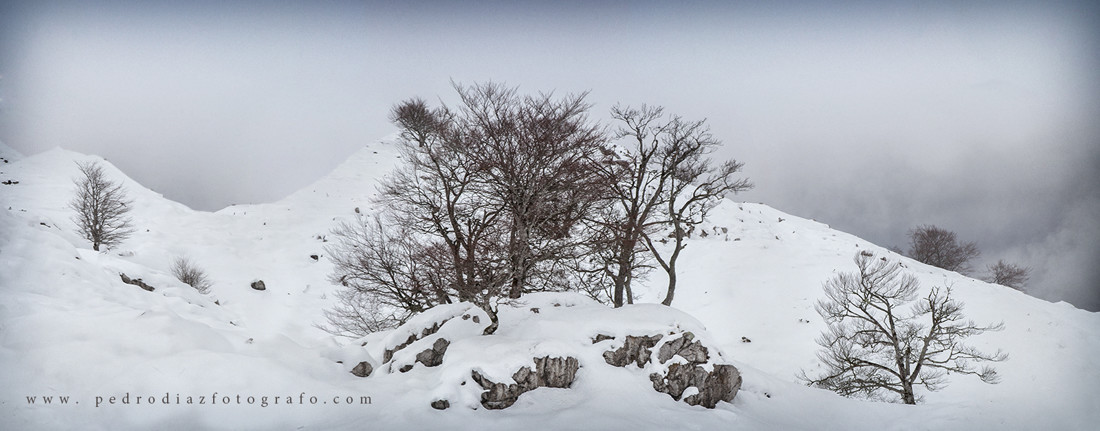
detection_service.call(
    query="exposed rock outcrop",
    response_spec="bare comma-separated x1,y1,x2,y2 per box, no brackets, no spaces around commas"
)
656,332,708,364
409,338,449,370
119,273,154,292
602,334,663,368
383,319,447,363
645,332,741,408
250,280,266,291
600,331,740,409
471,356,580,409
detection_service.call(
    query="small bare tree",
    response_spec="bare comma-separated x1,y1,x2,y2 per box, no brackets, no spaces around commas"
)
171,256,212,294
69,161,134,251
590,105,669,308
985,260,1030,291
801,251,1007,404
906,225,980,274
326,213,452,333
641,113,752,306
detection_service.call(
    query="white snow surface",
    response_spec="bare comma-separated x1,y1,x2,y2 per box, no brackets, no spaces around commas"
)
1,138,1097,430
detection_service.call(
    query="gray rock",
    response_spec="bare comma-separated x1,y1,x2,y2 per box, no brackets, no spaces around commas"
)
649,362,742,408
414,338,450,368
250,280,266,291
603,334,663,368
430,399,449,410
657,332,708,364
350,361,373,377
383,319,449,364
119,273,154,292
591,334,615,344
684,364,742,408
472,356,580,410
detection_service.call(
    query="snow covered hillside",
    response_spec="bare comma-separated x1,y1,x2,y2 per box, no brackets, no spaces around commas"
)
1,138,1097,430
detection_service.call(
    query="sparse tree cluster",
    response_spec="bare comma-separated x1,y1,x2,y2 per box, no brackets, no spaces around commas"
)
327,83,618,335
69,161,134,251
594,105,751,307
801,251,1007,404
325,83,752,335
903,224,1033,291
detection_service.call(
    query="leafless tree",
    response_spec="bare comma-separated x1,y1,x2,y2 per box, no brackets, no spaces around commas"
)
589,105,668,307
326,213,454,333
801,251,1007,404
171,256,212,294
325,84,608,334
321,288,408,338
389,97,445,148
985,260,1030,291
639,113,752,306
454,82,609,300
69,161,134,251
906,225,980,274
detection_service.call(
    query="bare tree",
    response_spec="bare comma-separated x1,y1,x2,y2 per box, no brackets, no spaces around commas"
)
985,260,1030,291
326,213,454,333
801,251,1007,404
69,161,134,251
377,101,511,331
322,288,408,338
389,97,445,148
325,84,608,334
590,105,668,308
640,113,752,306
906,225,980,274
170,256,212,294
454,82,609,300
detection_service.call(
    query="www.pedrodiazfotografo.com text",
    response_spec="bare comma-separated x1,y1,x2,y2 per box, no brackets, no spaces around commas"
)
26,392,373,408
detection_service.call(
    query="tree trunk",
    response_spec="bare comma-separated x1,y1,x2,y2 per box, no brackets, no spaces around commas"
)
661,264,677,306
611,247,632,308
660,222,684,306
901,381,916,405
612,277,625,308
482,305,500,335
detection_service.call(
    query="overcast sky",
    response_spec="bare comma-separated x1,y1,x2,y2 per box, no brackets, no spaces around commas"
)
1,0,1097,311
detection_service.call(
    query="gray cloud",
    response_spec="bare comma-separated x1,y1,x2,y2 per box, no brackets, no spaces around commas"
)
1,1,1096,309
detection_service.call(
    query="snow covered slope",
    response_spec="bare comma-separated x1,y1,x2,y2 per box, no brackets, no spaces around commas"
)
1,139,1097,430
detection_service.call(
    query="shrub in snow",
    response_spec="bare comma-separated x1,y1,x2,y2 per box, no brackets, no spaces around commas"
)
171,256,211,294
801,251,1007,404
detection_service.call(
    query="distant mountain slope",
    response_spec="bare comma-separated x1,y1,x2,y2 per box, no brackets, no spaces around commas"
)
1,140,1096,430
